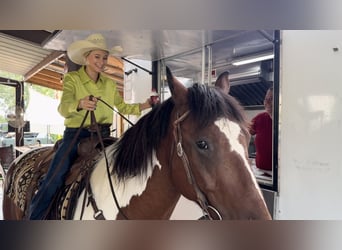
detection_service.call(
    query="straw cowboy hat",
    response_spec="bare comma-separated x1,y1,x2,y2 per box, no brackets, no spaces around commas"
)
67,33,110,65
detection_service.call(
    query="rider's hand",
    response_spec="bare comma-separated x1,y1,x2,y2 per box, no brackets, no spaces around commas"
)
77,96,99,111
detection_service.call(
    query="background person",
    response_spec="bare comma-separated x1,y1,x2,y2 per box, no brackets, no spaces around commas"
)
28,33,153,220
249,86,273,173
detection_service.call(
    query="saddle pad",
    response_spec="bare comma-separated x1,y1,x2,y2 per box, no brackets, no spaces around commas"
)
5,137,117,219
5,147,53,212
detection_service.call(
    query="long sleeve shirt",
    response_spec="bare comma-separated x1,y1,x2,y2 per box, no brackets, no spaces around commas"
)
58,66,141,128
249,112,272,171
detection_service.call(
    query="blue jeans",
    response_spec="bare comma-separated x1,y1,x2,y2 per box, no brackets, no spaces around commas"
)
28,126,110,220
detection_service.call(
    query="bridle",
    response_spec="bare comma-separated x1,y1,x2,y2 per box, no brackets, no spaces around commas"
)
172,110,223,220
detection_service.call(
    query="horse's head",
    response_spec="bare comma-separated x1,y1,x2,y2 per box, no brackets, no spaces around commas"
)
166,67,271,220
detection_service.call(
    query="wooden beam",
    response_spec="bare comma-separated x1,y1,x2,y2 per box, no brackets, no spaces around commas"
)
38,68,63,79
29,75,62,85
104,64,124,76
29,73,62,84
107,56,123,68
26,77,63,91
24,50,65,81
102,73,123,85
45,63,65,72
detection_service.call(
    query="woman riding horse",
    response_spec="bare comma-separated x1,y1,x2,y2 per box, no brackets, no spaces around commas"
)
3,66,271,220
27,33,153,220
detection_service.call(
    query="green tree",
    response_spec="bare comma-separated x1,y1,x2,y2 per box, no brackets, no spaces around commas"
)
0,85,16,123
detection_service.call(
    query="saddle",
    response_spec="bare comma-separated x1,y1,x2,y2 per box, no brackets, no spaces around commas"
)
5,136,117,220
51,136,117,219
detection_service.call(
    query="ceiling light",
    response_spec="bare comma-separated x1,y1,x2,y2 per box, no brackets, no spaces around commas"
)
232,53,274,66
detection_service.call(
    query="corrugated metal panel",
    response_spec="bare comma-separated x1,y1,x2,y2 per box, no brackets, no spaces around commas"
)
230,81,271,107
0,33,52,78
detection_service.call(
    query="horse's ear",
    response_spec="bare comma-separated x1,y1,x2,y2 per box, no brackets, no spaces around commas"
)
215,71,230,94
166,66,188,105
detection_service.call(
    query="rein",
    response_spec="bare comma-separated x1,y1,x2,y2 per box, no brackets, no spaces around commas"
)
97,98,134,126
173,111,222,220
78,107,129,220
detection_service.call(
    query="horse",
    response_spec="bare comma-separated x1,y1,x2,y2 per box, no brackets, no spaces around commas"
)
2,67,271,220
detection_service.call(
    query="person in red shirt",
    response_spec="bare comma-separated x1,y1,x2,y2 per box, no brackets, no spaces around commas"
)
249,87,273,172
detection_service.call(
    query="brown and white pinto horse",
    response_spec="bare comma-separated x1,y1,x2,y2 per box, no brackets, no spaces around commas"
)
2,67,271,220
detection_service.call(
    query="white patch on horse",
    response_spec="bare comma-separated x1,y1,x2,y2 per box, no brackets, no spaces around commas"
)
73,145,161,220
215,119,259,188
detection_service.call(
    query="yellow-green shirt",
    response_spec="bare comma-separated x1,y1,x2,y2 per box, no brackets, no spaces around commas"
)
58,66,141,128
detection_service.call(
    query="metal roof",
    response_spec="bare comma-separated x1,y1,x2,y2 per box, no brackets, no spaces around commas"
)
0,32,52,78
0,31,66,90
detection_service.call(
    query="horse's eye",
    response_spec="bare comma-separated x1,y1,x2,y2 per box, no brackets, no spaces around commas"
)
196,140,209,150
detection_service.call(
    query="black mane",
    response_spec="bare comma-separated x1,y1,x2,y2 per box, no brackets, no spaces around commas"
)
112,83,247,180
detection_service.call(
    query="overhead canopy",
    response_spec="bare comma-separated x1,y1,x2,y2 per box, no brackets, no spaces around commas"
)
0,30,276,106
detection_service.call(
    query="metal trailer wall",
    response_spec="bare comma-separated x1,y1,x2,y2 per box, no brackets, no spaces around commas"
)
276,30,342,219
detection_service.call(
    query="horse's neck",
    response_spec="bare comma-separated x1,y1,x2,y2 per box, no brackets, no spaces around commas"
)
118,160,181,219
74,150,181,220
